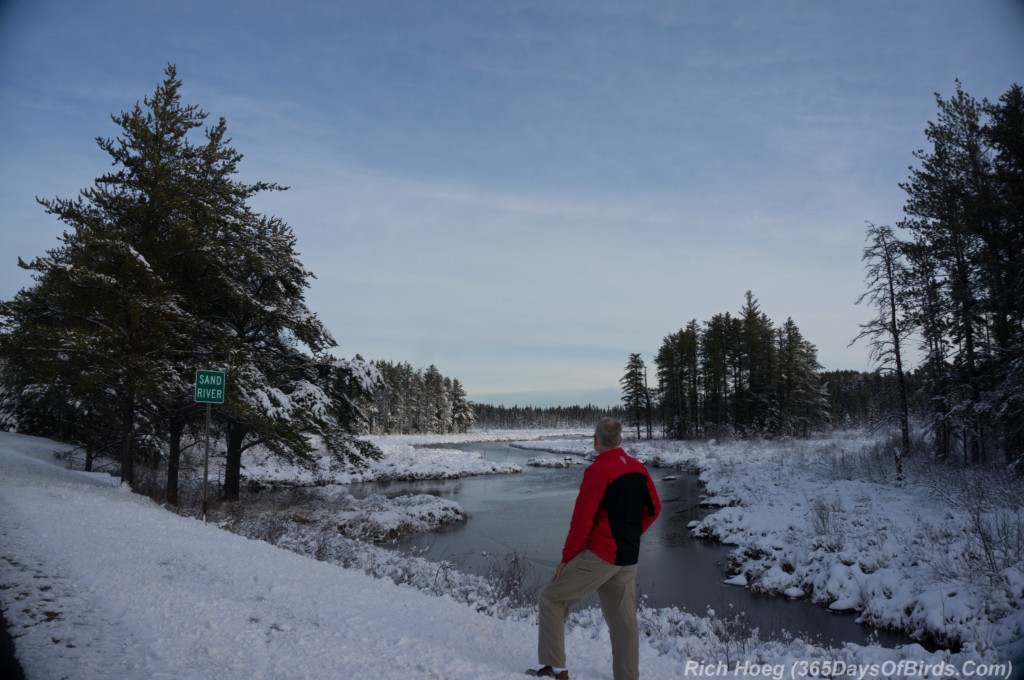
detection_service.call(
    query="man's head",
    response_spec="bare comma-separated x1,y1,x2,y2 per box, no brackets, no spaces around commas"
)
593,417,622,452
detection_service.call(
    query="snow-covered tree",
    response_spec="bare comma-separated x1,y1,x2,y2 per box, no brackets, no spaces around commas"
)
1,67,209,487
362,360,473,435
776,318,830,438
0,65,380,498
449,378,475,433
894,81,1024,465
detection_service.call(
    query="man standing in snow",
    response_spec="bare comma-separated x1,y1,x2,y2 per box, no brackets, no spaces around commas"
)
528,417,661,680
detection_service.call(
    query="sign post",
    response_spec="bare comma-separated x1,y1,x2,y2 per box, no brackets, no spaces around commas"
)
195,370,226,523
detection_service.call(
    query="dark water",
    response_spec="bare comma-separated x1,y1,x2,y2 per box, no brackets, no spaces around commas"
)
350,440,913,649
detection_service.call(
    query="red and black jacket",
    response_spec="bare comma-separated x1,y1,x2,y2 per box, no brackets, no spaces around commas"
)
561,447,661,566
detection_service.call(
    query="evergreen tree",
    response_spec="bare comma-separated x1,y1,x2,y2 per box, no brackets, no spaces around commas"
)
2,66,208,489
650,294,825,440
654,324,699,438
983,84,1024,463
0,65,380,499
472,403,625,429
215,213,352,501
654,331,683,438
896,81,1024,465
775,318,830,437
700,312,735,433
420,365,449,434
449,378,475,433
736,291,776,435
620,353,650,439
901,82,992,462
361,360,473,435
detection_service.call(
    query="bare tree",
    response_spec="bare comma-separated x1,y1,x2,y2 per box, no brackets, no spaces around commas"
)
851,222,912,484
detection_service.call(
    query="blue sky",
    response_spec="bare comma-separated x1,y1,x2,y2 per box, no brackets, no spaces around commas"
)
1,1,1022,407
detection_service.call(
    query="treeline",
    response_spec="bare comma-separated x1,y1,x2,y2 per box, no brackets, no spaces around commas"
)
472,403,626,430
0,67,380,502
623,292,830,440
852,81,1023,466
360,361,474,435
821,369,923,428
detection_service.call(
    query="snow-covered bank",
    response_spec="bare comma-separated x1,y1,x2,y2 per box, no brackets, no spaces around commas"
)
220,485,468,543
517,433,1024,665
1,430,1019,679
241,429,592,486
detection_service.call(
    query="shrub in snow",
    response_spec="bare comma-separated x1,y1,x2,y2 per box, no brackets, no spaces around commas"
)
220,485,465,542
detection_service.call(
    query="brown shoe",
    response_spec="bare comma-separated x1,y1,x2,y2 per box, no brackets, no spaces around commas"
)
526,667,569,680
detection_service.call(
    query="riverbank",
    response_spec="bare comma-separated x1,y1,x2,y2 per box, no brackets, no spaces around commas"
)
513,432,1024,664
181,427,1024,661
2,429,1020,678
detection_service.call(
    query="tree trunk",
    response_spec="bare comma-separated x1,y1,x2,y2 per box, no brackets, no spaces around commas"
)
886,249,910,485
119,388,135,489
84,436,95,473
224,421,247,502
165,417,183,506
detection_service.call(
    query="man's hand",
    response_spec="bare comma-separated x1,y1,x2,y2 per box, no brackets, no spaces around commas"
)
551,561,566,581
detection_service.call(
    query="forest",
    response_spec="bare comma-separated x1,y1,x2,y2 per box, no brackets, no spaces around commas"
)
621,292,830,441
360,360,475,435
0,69,1021,512
619,82,1024,471
853,82,1024,468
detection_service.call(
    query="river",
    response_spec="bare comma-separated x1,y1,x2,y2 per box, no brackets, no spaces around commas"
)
350,439,912,649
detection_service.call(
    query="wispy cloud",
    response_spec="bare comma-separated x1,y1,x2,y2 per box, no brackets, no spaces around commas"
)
1,0,1020,404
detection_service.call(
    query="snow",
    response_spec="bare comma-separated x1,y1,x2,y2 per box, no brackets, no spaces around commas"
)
125,244,152,271
243,433,525,485
525,457,579,468
2,429,1022,679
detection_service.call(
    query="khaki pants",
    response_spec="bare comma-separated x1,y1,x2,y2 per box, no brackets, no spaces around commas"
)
537,549,639,680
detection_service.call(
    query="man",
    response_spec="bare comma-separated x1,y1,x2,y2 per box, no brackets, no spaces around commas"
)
527,417,661,680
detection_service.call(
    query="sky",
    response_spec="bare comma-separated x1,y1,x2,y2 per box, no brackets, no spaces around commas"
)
1,1,1022,408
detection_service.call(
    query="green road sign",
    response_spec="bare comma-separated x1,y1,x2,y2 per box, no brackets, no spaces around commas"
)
195,370,226,403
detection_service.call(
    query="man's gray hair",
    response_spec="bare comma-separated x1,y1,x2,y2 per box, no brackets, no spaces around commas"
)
594,417,622,448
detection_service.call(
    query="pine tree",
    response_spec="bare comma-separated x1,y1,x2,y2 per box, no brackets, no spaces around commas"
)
650,293,824,440
736,292,776,435
902,83,990,461
983,84,1024,463
620,353,650,439
655,331,685,438
449,378,475,433
215,213,351,501
2,66,207,488
654,324,699,438
776,318,829,437
700,312,735,434
1,65,380,499
898,81,1024,464
360,360,472,434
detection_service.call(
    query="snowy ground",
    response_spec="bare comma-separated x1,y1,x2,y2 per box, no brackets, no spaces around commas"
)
1,429,1022,679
